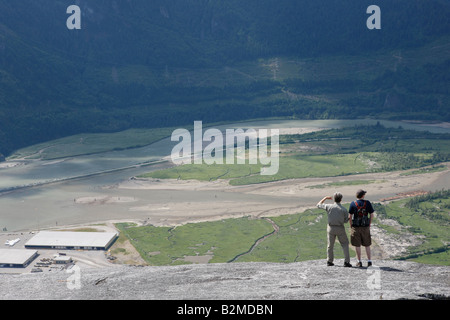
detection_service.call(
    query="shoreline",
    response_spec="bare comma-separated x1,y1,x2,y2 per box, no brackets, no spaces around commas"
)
1,163,447,269
2,118,449,234
7,161,447,233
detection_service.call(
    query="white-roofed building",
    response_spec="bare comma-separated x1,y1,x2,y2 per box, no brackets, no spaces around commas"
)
53,255,73,264
25,231,118,251
0,249,38,268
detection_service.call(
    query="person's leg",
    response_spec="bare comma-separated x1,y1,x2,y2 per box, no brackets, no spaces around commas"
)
365,246,371,260
355,246,362,261
327,229,336,264
336,228,350,264
351,227,363,266
361,227,372,266
365,246,372,266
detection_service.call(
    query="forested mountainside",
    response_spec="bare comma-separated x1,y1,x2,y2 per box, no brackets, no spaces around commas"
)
0,0,449,156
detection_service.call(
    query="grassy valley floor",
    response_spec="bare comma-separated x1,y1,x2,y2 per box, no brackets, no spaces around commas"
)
112,125,449,266
112,188,449,267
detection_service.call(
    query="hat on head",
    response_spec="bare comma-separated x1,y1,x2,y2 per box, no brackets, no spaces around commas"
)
356,189,367,198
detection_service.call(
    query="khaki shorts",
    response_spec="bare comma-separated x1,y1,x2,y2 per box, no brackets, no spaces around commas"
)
351,227,372,247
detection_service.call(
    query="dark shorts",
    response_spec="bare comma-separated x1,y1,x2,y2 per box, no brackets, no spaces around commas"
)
351,227,372,247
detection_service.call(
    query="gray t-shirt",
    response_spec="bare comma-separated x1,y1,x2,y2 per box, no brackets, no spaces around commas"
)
317,202,349,226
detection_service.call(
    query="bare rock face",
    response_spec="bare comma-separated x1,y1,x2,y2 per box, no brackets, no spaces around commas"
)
1,260,449,300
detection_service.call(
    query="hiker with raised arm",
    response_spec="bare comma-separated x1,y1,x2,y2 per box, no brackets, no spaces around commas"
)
317,192,352,267
349,189,375,267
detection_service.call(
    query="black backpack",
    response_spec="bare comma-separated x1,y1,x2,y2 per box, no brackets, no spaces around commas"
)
352,200,370,227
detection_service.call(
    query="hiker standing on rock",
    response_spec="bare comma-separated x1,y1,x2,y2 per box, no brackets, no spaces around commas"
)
317,192,352,267
349,189,375,267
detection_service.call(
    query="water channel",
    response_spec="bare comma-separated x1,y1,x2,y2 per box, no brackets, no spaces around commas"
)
1,119,449,232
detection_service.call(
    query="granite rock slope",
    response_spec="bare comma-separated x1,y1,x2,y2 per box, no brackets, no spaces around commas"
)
1,260,449,300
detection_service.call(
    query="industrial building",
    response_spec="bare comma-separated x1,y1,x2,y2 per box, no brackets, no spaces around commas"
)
0,249,38,268
24,231,118,251
53,255,73,264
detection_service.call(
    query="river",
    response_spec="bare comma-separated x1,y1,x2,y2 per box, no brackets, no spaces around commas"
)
1,119,449,232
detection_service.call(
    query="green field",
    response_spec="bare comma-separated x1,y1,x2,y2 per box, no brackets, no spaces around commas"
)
8,127,177,160
115,210,334,266
116,190,450,266
140,124,450,185
237,209,336,263
307,179,385,189
141,153,368,186
375,190,450,265
116,217,274,266
400,165,447,176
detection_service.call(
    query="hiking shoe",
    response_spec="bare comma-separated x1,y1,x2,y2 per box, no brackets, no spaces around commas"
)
356,261,363,268
327,261,334,266
344,262,352,268
367,261,372,267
